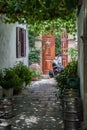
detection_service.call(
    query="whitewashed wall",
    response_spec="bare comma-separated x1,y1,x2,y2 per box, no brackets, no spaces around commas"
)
0,17,29,69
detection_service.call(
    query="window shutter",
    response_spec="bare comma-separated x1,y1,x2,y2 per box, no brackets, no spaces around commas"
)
21,29,24,56
16,27,21,58
16,27,26,58
23,29,26,57
21,29,26,57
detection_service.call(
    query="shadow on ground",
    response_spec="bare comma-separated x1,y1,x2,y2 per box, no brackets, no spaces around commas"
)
11,78,64,130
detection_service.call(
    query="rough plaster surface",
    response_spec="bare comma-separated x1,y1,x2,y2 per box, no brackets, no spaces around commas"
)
0,18,29,69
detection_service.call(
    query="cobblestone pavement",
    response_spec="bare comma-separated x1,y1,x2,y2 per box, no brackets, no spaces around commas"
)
11,78,64,130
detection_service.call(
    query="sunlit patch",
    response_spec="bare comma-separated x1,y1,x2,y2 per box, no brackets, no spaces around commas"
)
49,116,56,121
34,108,38,111
51,118,56,121
15,120,20,123
13,126,18,129
11,78,63,129
25,116,39,125
59,120,63,124
19,115,25,119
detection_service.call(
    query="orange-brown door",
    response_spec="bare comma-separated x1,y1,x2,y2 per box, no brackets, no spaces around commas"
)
42,34,55,74
61,29,68,67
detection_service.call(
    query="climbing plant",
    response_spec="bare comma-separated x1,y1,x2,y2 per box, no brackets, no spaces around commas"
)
55,35,61,55
28,31,35,50
0,0,77,23
68,47,78,61
28,50,41,65
0,0,77,56
28,18,77,55
28,17,76,37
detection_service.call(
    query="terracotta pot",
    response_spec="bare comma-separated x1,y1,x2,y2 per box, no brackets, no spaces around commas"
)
29,63,42,73
32,77,38,81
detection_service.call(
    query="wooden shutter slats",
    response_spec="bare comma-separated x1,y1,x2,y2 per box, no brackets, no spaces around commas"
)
16,27,26,58
16,27,21,58
23,29,26,57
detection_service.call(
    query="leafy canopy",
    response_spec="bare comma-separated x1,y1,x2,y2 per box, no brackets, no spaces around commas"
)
28,17,76,36
0,0,77,52
28,17,77,55
0,0,77,23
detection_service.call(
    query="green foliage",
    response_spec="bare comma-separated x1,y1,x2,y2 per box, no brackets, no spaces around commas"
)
13,62,32,86
65,0,77,10
0,0,77,23
28,31,35,49
56,61,78,90
28,18,77,56
31,70,41,81
31,70,41,78
68,47,78,61
28,50,40,65
0,68,22,89
0,62,32,92
28,18,76,37
55,35,61,55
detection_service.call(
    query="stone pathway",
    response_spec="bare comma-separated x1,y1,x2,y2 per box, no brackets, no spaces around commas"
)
11,78,64,130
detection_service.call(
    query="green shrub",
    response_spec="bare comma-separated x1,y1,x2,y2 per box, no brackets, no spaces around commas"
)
56,61,78,90
0,68,23,90
13,62,32,86
28,50,40,65
31,70,41,78
0,62,32,94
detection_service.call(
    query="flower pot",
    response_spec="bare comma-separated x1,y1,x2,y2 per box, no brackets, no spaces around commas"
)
32,77,39,81
3,88,13,98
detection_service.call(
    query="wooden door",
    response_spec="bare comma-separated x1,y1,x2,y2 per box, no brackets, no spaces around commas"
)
61,29,68,67
42,34,55,74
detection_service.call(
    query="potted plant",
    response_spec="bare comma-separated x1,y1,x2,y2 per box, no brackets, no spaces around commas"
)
0,68,23,97
31,70,41,81
13,62,32,88
55,61,78,95
0,62,32,96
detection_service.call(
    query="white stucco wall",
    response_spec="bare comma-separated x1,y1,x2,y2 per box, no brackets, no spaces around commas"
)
0,17,29,69
78,4,84,99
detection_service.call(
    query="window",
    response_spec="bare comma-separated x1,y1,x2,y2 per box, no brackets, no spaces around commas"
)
16,27,26,58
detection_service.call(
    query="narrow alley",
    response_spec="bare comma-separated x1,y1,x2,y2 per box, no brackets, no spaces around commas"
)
11,78,64,130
